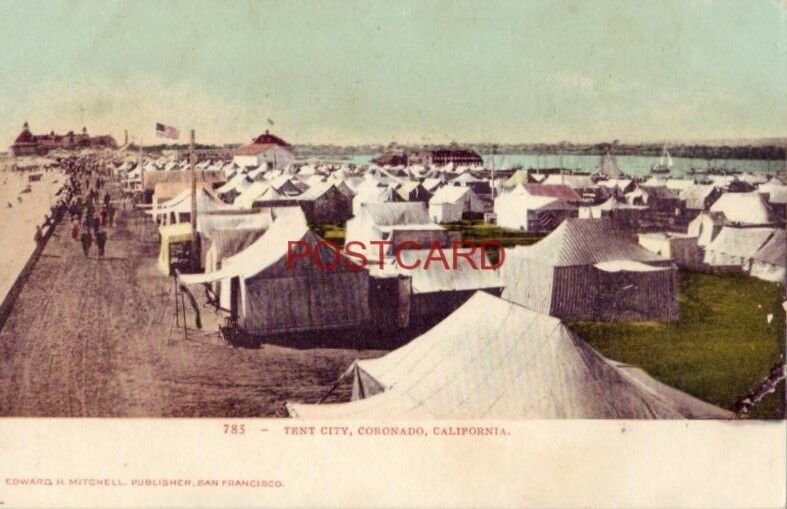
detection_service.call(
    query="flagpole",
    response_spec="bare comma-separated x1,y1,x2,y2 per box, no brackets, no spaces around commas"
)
190,129,198,271
138,137,144,204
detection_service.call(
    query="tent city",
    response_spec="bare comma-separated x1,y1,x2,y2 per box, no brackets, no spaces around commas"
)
0,2,784,420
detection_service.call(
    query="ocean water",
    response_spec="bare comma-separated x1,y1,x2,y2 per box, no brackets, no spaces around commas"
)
338,153,785,178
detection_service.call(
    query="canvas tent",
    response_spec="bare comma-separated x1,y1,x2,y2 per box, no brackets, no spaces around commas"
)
197,209,275,275
179,212,371,336
638,232,704,270
703,226,777,271
687,211,727,247
352,182,400,216
494,187,578,232
750,229,786,283
428,185,484,223
149,187,232,225
390,249,503,322
286,292,730,419
344,202,452,263
501,218,679,321
709,192,772,225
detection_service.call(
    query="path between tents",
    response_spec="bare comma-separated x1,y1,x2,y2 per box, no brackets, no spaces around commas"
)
0,190,384,417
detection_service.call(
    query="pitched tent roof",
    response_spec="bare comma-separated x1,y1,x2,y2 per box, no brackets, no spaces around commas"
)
751,229,786,265
758,184,787,205
287,292,731,419
233,181,280,209
710,192,771,224
503,169,530,189
595,179,633,192
391,250,503,293
179,207,312,284
360,202,430,226
514,217,669,267
215,172,251,194
150,187,232,221
395,181,432,201
542,174,594,189
429,185,472,205
704,226,777,260
196,209,274,237
142,169,226,192
153,181,216,204
520,183,581,202
682,184,719,210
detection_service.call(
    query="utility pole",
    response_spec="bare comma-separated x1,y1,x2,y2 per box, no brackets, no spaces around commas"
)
190,129,198,271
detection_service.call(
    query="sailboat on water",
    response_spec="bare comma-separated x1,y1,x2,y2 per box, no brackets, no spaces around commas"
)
651,144,672,174
597,150,623,179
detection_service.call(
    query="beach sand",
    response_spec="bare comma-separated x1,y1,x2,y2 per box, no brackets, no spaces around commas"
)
0,169,64,304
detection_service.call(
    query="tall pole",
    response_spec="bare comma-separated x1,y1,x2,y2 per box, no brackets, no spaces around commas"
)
491,144,497,202
138,138,144,204
190,129,198,270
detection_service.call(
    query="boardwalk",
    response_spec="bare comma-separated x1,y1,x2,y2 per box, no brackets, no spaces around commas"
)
0,185,382,417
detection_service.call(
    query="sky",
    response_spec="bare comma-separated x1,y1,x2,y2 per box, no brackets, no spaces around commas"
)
0,0,785,147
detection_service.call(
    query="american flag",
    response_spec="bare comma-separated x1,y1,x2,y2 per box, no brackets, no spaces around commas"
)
155,122,180,140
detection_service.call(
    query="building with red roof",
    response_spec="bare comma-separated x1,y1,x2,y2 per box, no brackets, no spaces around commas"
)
233,130,295,169
9,122,117,156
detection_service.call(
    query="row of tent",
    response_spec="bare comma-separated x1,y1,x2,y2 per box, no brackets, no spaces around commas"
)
165,199,682,345
159,206,731,418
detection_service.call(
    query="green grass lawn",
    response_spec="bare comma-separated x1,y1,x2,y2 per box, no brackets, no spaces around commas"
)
314,220,784,418
311,220,544,264
568,272,785,419
437,220,545,264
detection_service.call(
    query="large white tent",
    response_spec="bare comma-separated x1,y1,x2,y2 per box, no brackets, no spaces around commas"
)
344,202,450,262
749,229,786,283
287,292,731,419
703,226,777,270
495,186,577,232
428,185,484,223
179,208,370,336
149,187,232,225
709,192,772,224
501,218,679,321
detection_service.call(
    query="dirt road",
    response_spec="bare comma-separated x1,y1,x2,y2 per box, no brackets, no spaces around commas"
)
0,197,383,417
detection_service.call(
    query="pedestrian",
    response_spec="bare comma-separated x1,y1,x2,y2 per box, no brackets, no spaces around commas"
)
80,230,93,257
108,204,116,227
95,228,107,258
71,219,80,240
104,192,110,208
34,225,43,245
99,207,107,227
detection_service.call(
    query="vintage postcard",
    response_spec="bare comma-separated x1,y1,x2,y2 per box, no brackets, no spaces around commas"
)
0,0,785,507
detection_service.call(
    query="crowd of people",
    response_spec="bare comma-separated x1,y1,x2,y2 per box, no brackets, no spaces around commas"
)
39,156,117,259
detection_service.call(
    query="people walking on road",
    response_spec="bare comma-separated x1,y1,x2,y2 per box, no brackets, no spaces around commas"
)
95,227,107,258
80,230,93,257
108,204,116,227
71,219,80,240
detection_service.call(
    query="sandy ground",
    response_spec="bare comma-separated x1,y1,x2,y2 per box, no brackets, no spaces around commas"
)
0,180,385,417
0,170,64,300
